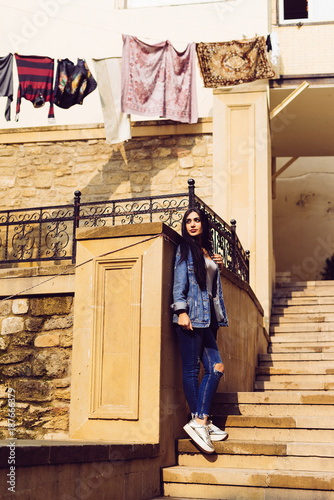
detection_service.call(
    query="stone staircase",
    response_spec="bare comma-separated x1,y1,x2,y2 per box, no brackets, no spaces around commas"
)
158,280,334,499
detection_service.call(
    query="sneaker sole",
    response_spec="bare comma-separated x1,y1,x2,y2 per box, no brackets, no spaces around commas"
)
210,432,228,442
183,423,215,454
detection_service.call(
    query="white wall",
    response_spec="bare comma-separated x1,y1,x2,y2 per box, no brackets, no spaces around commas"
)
0,0,270,129
273,157,334,281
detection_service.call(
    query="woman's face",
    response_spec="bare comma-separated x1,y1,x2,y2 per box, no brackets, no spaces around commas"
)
185,211,202,238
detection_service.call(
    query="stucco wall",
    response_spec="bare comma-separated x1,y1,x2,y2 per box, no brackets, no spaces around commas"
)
273,157,334,281
217,267,267,393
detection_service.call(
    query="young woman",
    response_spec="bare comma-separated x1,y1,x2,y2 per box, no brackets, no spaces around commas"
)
172,207,229,454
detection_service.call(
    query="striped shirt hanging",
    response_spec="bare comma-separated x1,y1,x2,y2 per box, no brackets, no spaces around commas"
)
15,54,55,121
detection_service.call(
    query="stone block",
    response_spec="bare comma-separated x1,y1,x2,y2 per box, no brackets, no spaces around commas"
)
54,178,77,188
1,317,24,335
35,174,53,189
152,147,172,158
193,157,205,167
42,414,69,430
13,380,51,402
55,167,73,177
192,145,207,156
43,315,73,331
53,389,71,401
12,298,29,315
16,167,35,179
30,297,72,317
25,317,44,332
2,362,32,377
0,349,31,364
35,333,60,347
0,167,15,176
0,336,10,350
179,157,194,169
1,177,15,188
0,146,15,156
32,349,70,378
22,188,36,198
178,136,195,146
0,301,11,315
152,158,178,170
52,378,70,388
127,149,152,160
0,156,16,167
59,329,73,348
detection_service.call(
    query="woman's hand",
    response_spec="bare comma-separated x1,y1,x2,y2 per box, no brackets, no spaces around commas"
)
178,312,193,331
212,253,224,270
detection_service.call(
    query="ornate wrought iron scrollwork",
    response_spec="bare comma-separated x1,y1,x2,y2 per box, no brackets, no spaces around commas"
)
12,224,35,260
45,221,69,259
0,181,249,281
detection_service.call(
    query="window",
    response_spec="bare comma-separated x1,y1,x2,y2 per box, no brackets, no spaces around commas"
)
283,0,308,21
279,0,334,24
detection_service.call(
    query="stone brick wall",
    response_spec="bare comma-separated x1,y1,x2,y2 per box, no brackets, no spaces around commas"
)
0,295,73,440
0,134,213,211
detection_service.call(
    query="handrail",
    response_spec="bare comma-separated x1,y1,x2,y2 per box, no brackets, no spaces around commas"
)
0,179,249,282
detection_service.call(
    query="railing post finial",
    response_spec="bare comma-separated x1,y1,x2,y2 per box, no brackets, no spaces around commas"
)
230,219,237,274
72,190,82,264
188,178,195,208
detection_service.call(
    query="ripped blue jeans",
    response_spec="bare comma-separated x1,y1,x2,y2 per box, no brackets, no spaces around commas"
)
175,324,224,419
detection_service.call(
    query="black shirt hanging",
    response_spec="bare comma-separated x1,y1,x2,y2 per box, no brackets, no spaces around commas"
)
54,58,97,109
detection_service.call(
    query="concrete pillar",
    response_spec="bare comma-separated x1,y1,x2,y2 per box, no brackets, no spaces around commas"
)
213,81,274,329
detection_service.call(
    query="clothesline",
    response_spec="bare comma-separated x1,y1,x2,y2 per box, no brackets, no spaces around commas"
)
0,33,278,144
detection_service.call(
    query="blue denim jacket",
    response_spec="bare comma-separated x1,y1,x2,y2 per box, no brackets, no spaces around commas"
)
171,245,228,328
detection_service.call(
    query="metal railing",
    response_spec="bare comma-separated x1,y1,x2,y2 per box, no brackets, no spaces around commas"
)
0,179,249,282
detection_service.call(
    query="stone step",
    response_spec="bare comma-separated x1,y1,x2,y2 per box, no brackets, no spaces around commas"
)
213,391,334,405
256,363,334,375
270,323,334,333
163,483,334,500
212,402,334,417
275,280,334,289
178,439,334,459
177,441,334,472
259,352,334,361
256,374,334,383
274,288,334,298
254,380,334,391
271,313,334,324
163,467,334,496
272,305,334,315
273,297,334,306
270,333,334,343
269,342,334,353
214,415,334,430
224,426,334,443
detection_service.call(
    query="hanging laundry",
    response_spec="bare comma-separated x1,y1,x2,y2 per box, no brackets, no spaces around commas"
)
0,53,13,121
267,32,280,76
196,36,276,88
54,58,97,109
15,54,55,121
121,35,198,124
93,57,131,144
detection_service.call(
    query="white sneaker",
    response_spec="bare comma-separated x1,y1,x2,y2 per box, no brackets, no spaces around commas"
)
183,419,215,454
207,420,228,442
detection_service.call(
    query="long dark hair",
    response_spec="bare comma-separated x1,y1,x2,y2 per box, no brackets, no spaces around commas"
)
179,207,213,290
